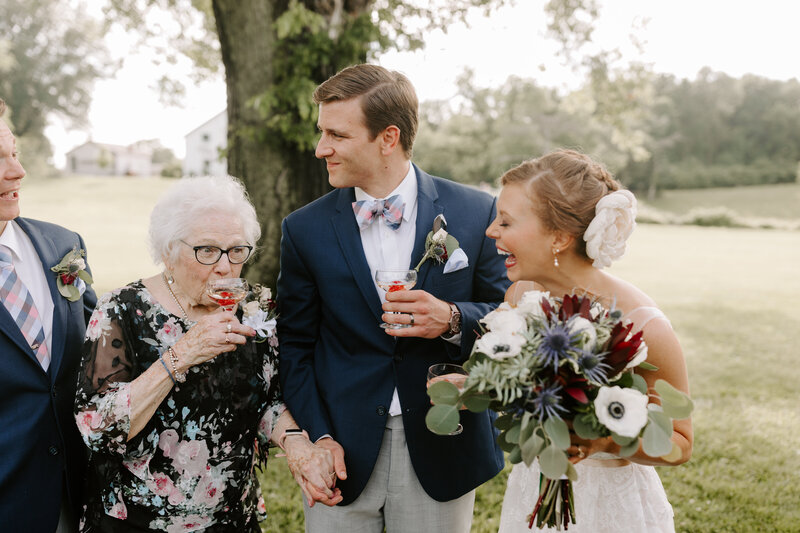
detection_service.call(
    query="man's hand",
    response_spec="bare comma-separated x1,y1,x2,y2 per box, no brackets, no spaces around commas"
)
315,437,348,483
382,289,451,338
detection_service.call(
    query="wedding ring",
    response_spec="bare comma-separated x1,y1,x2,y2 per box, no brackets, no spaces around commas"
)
576,447,585,458
409,313,415,326
227,323,232,333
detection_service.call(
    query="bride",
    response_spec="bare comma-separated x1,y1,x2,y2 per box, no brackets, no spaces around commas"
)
486,150,693,532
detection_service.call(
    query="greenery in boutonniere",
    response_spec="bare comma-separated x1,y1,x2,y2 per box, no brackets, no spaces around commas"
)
51,248,93,301
415,226,460,272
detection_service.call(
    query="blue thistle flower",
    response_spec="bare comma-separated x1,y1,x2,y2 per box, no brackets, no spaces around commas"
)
536,322,578,370
526,382,569,421
575,351,612,384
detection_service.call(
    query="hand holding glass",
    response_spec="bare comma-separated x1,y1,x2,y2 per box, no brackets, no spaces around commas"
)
206,278,248,312
427,363,468,435
375,269,417,329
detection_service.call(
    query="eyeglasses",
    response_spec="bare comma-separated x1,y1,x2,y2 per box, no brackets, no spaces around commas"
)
180,240,253,265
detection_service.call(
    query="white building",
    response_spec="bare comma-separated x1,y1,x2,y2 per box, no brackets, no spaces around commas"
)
65,141,154,176
183,110,227,177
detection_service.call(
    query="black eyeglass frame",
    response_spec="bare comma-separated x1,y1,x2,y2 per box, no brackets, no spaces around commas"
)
179,240,254,265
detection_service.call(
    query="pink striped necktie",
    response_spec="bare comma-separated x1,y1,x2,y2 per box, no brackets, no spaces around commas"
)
0,245,50,369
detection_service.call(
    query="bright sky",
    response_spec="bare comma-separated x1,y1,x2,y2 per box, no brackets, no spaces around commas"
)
45,0,800,168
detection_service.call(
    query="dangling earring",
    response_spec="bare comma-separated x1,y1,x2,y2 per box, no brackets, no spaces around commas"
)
553,248,560,268
165,271,175,284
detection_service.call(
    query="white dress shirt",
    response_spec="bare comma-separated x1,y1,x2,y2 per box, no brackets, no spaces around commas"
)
0,220,55,368
354,163,417,416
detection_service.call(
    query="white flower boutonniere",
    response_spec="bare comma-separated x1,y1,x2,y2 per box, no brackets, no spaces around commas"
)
414,215,467,272
241,284,278,344
51,248,93,301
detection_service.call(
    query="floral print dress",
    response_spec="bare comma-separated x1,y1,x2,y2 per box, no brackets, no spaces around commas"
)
74,281,284,532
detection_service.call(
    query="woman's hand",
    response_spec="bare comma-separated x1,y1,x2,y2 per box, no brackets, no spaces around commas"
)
284,436,343,507
566,435,619,464
171,310,255,371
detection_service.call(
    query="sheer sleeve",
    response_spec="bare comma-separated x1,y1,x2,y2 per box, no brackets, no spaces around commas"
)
74,292,142,457
256,334,286,449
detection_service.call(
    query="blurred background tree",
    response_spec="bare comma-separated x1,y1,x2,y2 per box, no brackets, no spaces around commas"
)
0,0,114,177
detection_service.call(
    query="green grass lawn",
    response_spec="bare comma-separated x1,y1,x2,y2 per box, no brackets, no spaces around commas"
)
645,182,800,220
20,177,800,532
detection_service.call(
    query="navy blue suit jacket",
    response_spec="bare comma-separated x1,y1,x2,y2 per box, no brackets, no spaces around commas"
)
278,166,510,505
0,218,97,531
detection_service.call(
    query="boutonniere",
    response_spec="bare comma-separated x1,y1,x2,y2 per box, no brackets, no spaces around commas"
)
241,283,278,345
51,248,93,301
414,214,469,273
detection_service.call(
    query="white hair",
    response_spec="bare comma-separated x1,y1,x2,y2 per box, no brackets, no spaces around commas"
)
148,175,261,266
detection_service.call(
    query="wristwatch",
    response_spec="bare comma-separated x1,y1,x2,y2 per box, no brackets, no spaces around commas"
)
444,302,462,337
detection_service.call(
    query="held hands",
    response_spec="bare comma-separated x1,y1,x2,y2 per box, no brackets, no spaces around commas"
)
382,289,450,338
172,310,255,371
284,435,345,507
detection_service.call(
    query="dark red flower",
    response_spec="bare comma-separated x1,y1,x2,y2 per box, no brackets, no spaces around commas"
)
60,273,77,285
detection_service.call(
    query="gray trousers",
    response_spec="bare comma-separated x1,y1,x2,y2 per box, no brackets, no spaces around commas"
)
304,415,475,533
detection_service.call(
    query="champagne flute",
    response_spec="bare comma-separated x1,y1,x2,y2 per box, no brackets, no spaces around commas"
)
375,269,417,329
206,278,249,312
427,363,468,436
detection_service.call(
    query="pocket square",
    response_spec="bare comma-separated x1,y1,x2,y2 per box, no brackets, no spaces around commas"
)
443,248,469,274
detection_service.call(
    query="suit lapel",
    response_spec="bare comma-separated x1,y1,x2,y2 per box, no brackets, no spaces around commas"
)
15,218,68,379
409,167,443,289
331,189,384,320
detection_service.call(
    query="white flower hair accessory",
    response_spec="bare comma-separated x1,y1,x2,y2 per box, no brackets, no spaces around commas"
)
583,189,637,269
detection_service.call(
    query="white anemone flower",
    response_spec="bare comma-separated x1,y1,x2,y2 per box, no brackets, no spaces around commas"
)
594,386,649,438
515,290,551,320
474,331,526,360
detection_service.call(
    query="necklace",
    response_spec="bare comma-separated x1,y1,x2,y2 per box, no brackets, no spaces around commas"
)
162,272,190,322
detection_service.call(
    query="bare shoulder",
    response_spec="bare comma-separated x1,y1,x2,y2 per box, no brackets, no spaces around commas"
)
599,273,658,315
505,280,543,304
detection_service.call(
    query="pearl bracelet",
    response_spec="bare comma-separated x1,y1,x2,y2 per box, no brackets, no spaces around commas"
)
167,347,187,383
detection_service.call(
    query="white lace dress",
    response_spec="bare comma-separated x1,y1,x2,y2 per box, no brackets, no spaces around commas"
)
498,304,676,533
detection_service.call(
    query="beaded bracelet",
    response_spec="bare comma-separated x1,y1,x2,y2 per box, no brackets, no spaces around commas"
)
167,347,187,383
159,354,177,385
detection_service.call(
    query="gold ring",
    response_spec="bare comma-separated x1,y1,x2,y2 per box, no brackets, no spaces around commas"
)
227,323,232,333
576,447,585,459
409,313,415,326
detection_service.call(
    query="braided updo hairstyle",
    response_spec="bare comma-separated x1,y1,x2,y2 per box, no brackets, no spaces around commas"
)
500,149,622,260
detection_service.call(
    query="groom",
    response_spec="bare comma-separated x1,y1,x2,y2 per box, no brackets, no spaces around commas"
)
278,64,509,532
0,98,97,531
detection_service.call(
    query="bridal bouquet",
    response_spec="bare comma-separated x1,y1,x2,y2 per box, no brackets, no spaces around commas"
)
426,291,693,530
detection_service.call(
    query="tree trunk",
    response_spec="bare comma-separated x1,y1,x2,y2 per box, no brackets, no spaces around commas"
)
212,0,331,288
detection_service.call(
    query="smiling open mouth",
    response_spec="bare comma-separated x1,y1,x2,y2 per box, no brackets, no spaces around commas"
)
0,190,19,200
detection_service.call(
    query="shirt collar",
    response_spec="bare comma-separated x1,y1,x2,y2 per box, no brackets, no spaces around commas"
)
354,163,417,223
0,220,25,262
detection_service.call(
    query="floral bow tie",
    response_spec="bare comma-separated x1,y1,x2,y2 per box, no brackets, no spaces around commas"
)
352,194,405,231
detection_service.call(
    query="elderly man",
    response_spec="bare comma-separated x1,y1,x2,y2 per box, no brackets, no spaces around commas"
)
0,97,97,532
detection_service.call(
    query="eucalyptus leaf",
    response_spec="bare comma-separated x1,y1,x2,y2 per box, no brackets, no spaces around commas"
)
519,417,535,444
565,461,578,481
508,445,523,464
462,392,491,413
425,405,460,435
65,284,80,302
427,380,460,406
648,409,673,436
521,433,545,466
655,379,694,419
543,417,570,450
642,418,674,457
444,234,460,255
661,441,683,463
638,361,659,371
631,373,648,394
572,415,601,440
494,414,514,431
539,444,569,479
498,431,518,453
505,422,521,445
611,432,637,447
611,372,634,388
618,437,640,457
77,269,94,284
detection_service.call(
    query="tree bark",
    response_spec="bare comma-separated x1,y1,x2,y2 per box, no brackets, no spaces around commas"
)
212,0,331,288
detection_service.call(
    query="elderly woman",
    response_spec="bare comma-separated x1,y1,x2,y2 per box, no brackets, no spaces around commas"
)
74,176,339,532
